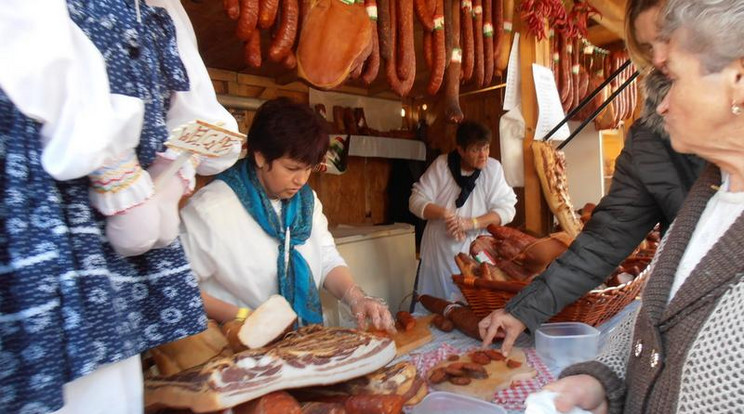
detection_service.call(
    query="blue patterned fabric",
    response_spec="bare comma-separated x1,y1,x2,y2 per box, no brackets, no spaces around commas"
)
0,1,206,412
217,159,323,325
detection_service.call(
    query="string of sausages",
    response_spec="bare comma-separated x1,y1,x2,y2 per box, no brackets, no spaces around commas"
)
520,0,598,40
221,0,515,118
517,0,638,128
552,34,638,128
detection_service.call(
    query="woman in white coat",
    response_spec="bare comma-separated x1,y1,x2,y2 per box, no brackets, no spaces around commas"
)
409,121,517,303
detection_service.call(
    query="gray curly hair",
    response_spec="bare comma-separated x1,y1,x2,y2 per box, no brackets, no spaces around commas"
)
661,0,744,74
639,70,670,137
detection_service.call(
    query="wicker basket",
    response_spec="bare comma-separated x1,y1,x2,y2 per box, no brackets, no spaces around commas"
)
453,271,647,327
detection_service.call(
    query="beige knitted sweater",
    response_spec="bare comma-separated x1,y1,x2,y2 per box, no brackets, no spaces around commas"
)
561,164,744,413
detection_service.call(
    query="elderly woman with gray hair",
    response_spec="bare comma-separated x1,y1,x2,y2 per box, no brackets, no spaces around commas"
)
479,74,705,353
541,1,744,413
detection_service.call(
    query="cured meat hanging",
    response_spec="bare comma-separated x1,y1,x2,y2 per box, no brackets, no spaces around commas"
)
360,0,381,85
269,0,300,62
472,0,485,87
259,0,281,29
235,0,259,41
494,0,511,73
296,0,372,89
424,0,446,95
380,0,416,96
460,0,474,82
223,0,507,93
443,0,464,122
531,140,583,238
482,0,494,85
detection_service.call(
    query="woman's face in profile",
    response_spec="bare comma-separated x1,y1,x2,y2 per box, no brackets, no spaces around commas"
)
634,6,669,71
656,30,733,156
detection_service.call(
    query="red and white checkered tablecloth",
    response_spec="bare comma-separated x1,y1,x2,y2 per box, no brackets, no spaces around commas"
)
410,345,554,412
493,348,554,411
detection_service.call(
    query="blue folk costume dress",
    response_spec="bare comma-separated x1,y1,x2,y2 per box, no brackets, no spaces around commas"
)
0,1,207,412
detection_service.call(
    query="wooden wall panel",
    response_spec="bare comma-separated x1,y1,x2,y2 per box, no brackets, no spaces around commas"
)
367,158,393,224
459,89,504,161
307,157,392,227
518,24,553,237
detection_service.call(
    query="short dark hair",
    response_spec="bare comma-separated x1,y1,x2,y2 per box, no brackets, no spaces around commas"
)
247,97,330,167
456,121,491,149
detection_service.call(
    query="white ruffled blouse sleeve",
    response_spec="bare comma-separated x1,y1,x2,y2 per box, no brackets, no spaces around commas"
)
0,0,146,182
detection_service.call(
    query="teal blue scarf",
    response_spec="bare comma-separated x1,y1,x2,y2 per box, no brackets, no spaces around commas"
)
217,159,323,325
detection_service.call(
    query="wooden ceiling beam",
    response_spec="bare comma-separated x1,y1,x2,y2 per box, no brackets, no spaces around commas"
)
588,0,625,22
236,73,309,93
587,25,621,47
367,80,394,97
274,70,300,86
587,0,627,40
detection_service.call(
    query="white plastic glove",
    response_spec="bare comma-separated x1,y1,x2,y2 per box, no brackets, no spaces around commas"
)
442,210,462,241
446,214,479,241
444,215,464,241
342,285,396,333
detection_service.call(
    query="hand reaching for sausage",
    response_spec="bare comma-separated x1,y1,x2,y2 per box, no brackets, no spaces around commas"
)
542,375,609,414
478,308,526,356
343,285,397,333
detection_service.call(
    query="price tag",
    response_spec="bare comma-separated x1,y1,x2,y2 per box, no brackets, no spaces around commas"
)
165,120,246,158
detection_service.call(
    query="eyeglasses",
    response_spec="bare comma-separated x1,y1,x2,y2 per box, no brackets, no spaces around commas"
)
466,145,490,154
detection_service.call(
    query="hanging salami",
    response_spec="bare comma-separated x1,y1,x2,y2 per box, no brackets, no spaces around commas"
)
444,0,464,122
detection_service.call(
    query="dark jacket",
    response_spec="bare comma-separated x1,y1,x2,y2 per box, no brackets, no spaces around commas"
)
506,122,706,334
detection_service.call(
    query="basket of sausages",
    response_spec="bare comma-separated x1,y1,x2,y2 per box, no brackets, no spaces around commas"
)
452,225,656,327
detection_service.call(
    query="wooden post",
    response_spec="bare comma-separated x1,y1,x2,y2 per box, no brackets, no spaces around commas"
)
517,21,552,236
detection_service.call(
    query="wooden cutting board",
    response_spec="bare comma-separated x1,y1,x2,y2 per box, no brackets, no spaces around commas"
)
429,348,536,401
391,314,435,356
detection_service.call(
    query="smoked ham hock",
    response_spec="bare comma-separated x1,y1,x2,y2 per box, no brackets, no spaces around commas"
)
297,0,372,89
145,325,396,412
